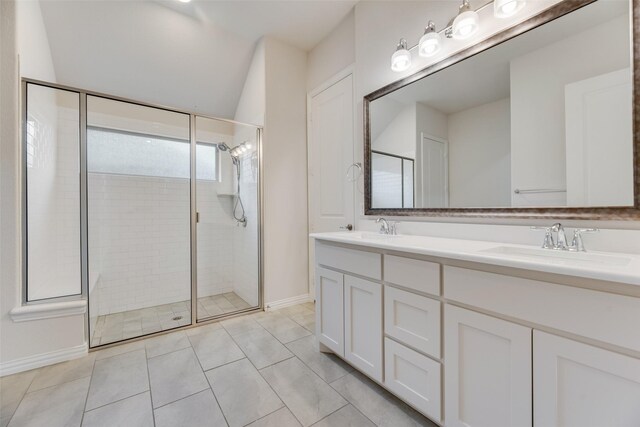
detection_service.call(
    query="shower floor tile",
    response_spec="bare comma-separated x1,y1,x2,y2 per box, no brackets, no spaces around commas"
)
91,292,253,347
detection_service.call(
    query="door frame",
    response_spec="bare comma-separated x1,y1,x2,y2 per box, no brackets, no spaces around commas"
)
307,65,356,299
416,132,449,208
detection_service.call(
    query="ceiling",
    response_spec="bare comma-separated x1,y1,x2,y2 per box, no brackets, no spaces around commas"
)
159,0,357,51
39,0,356,119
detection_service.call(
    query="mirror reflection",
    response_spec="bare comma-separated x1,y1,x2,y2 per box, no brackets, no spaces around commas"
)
370,0,633,210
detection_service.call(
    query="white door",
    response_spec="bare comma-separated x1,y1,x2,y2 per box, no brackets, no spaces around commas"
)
416,134,448,208
308,74,355,297
534,331,640,427
344,274,382,382
445,305,532,427
565,68,633,206
315,267,344,356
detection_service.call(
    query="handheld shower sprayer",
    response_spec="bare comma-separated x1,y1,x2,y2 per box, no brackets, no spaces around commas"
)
218,142,249,226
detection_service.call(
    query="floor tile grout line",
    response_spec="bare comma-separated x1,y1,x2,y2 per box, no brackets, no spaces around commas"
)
248,308,350,427
3,368,42,427
144,346,157,426
82,389,150,415
79,355,99,426
307,401,350,427
196,346,231,427
185,327,240,427
223,324,295,425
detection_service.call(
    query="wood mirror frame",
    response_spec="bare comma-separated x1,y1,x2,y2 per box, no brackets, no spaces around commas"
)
364,0,640,220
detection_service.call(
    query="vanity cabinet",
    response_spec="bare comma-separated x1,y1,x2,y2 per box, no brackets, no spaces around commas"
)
444,305,532,427
344,275,383,381
316,267,344,356
315,251,383,381
534,331,640,427
313,238,640,427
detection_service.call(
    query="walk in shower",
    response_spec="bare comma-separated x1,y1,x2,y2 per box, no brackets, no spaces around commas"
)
23,80,262,348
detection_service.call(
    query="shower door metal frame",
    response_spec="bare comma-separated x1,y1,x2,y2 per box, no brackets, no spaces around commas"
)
20,78,264,349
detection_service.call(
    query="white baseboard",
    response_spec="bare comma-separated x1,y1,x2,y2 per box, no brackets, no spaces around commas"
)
265,294,312,311
0,343,88,377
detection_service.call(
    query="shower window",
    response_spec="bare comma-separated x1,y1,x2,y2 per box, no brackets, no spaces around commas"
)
87,127,219,181
24,83,82,302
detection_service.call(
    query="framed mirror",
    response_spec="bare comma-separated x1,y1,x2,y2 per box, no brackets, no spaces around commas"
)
364,0,640,219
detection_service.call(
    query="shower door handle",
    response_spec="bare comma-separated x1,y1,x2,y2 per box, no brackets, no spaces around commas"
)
196,212,200,223
339,224,353,231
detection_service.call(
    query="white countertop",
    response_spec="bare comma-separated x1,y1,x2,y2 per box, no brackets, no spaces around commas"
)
310,231,640,286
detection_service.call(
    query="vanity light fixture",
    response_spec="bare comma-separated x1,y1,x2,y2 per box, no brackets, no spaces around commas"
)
391,38,412,72
391,0,526,72
494,0,525,18
418,21,441,57
493,0,527,18
450,0,480,39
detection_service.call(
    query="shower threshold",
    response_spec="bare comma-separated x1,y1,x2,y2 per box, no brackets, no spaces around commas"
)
90,292,253,347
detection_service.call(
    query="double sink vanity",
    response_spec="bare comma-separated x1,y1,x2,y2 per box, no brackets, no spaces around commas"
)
311,228,640,427
317,0,640,425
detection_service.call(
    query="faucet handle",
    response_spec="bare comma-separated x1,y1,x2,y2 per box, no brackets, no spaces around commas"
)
570,228,599,252
531,226,555,249
389,221,399,236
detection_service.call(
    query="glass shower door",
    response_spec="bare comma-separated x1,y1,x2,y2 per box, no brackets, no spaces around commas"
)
195,116,260,321
87,96,192,346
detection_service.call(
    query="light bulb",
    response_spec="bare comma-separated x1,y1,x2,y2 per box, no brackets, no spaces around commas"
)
418,21,441,57
452,1,479,40
391,38,411,72
494,0,525,18
177,0,191,3
245,143,252,149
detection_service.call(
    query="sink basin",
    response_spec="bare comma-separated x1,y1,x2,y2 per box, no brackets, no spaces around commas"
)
481,246,631,267
349,231,403,240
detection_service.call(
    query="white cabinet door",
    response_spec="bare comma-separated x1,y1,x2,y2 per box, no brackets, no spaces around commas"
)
445,305,532,427
345,275,383,382
534,331,640,427
316,267,344,356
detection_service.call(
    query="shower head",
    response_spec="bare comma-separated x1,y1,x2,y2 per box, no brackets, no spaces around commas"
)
218,142,230,152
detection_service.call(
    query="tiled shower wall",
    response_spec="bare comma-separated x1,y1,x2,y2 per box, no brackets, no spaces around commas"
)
88,174,238,316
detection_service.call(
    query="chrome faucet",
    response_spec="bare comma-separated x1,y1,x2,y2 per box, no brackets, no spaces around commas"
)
532,223,598,252
551,223,568,250
376,217,398,235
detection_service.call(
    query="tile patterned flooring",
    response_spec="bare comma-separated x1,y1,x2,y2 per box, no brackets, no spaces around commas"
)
1,303,437,427
91,292,254,346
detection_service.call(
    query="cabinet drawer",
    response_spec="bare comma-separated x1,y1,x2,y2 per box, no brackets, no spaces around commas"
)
384,255,440,295
316,242,381,280
384,338,441,422
384,286,440,358
444,266,640,353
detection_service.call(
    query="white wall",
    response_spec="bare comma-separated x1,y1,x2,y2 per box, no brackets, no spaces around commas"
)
16,0,56,82
372,102,415,158
307,9,354,91
235,40,266,127
1,0,86,375
448,98,511,208
510,14,630,207
263,37,309,306
234,36,309,307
